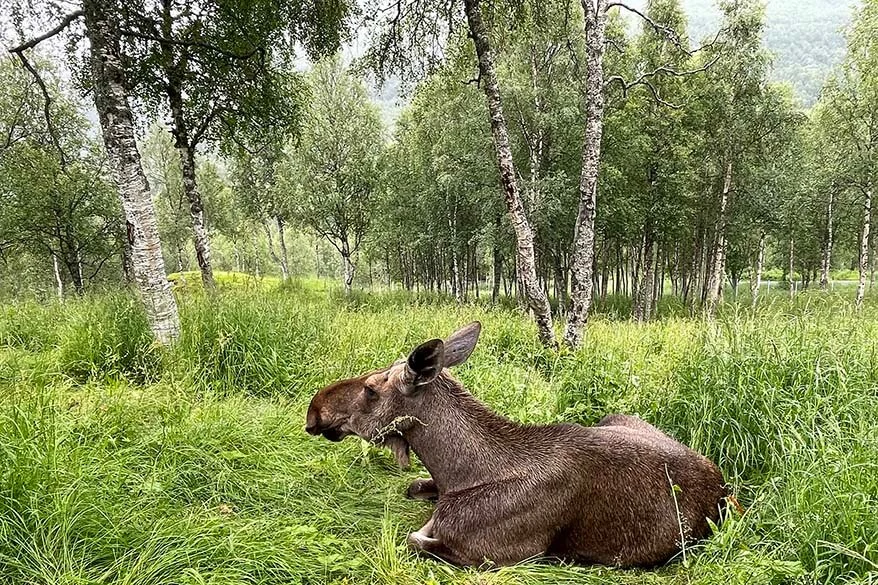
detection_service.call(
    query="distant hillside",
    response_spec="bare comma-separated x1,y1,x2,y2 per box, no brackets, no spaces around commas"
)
625,0,858,106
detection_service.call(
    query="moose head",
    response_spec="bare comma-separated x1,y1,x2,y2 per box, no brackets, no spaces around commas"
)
305,322,482,467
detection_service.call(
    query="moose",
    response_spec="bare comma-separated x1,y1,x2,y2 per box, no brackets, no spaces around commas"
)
306,322,727,568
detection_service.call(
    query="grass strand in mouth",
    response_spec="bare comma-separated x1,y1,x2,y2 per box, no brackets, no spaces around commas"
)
0,279,875,584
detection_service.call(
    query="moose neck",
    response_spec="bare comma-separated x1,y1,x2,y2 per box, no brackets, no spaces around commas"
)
403,376,520,494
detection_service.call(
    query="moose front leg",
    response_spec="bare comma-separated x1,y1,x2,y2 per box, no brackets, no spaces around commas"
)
406,477,439,501
407,517,466,565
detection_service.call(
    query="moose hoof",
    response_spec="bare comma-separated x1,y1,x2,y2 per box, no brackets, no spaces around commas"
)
406,478,439,501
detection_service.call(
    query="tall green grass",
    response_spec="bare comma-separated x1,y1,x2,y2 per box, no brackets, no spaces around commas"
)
0,281,875,584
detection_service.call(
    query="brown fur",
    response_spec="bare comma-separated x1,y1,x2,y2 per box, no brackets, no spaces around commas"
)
305,322,727,568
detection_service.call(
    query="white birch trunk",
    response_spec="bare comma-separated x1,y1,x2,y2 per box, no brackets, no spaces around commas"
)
463,0,555,347
276,216,290,282
264,219,288,281
633,228,655,322
856,189,872,309
820,191,833,290
52,254,63,299
704,162,732,317
750,232,765,309
564,0,607,347
83,0,180,344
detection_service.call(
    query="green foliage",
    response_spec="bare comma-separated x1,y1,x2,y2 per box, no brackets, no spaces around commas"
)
0,58,121,294
277,55,385,288
0,284,876,584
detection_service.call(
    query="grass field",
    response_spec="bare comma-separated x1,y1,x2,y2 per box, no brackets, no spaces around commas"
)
0,278,876,584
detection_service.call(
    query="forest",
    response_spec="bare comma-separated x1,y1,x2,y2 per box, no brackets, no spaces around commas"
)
0,0,876,583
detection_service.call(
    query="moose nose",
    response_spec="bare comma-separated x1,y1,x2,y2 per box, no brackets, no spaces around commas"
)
305,410,320,435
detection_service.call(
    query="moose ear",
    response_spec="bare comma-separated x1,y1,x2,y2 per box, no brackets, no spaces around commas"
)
404,338,445,389
443,321,481,367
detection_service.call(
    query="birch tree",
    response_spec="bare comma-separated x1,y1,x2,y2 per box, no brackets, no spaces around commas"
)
9,1,181,342
120,0,343,290
818,0,878,308
281,56,383,295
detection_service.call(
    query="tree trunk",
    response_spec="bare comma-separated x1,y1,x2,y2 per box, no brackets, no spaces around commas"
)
750,231,765,309
52,253,63,299
856,189,872,309
704,162,732,317
788,235,795,299
178,144,215,289
463,0,555,347
83,0,180,344
564,0,607,347
820,191,834,290
66,249,84,295
341,241,355,295
633,228,655,322
160,3,215,292
264,219,288,281
554,249,568,312
276,216,290,281
120,220,134,284
492,244,502,304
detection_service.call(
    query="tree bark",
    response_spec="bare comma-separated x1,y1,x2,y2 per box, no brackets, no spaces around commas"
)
820,191,834,290
52,253,63,299
704,161,732,317
463,0,555,346
750,231,765,309
264,219,288,281
120,220,134,284
83,0,180,344
788,235,795,299
65,247,84,295
178,143,215,289
492,242,502,304
633,227,655,322
341,241,355,295
276,216,290,281
564,0,607,347
856,189,872,309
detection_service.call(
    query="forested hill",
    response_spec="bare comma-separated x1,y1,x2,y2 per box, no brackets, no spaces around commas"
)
625,0,857,106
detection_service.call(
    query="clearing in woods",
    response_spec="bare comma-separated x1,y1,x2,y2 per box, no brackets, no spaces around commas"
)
0,278,875,585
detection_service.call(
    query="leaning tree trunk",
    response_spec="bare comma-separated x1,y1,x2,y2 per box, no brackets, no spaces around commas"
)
820,191,834,290
856,189,872,309
564,0,607,348
750,231,765,309
463,0,554,347
704,161,733,318
83,0,180,344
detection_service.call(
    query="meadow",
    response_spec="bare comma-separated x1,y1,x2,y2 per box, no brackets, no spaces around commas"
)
0,277,875,585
